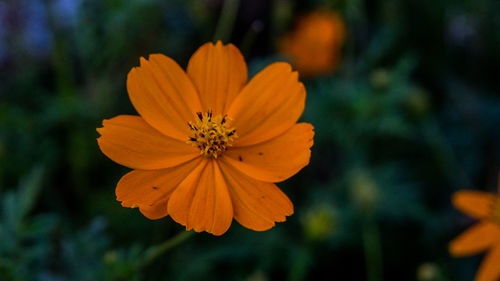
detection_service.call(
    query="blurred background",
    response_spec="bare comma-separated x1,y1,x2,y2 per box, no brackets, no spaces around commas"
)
1,0,500,280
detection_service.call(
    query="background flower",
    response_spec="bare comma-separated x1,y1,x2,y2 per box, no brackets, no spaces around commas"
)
450,189,500,281
278,10,346,77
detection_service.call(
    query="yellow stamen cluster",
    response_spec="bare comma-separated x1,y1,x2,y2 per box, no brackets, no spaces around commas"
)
187,111,237,159
492,197,500,224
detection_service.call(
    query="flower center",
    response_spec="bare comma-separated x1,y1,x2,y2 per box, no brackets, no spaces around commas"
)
492,197,500,224
187,111,237,159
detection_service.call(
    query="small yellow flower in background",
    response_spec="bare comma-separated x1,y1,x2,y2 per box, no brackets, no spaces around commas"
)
279,10,346,77
302,204,337,242
449,175,500,281
416,262,440,281
97,41,314,236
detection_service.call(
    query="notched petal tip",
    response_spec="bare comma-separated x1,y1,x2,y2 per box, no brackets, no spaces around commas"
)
451,190,495,219
226,42,238,49
247,204,294,232
148,53,174,64
148,53,164,59
96,127,103,136
139,56,148,66
289,70,299,81
120,200,142,211
184,225,229,236
126,67,139,90
252,223,275,232
196,42,216,52
271,61,293,72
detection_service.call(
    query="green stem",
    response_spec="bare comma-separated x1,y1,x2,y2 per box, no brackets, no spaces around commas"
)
362,215,383,281
421,117,469,188
287,246,313,281
213,0,240,42
43,0,76,99
138,231,194,269
239,20,264,57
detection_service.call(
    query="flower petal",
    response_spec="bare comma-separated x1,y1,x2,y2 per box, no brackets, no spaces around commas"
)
137,197,169,220
167,160,233,235
452,191,495,220
227,62,306,146
476,244,500,281
97,115,199,170
187,41,248,115
223,123,314,182
449,222,500,257
127,54,203,140
219,161,294,231
116,158,202,208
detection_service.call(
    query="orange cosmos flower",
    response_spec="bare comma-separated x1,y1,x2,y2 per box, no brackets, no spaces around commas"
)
279,10,346,77
97,41,314,236
449,176,500,281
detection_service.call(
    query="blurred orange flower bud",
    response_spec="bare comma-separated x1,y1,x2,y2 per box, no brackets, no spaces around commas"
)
279,10,346,77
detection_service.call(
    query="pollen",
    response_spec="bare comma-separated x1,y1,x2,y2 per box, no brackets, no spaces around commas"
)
187,111,238,159
492,197,500,224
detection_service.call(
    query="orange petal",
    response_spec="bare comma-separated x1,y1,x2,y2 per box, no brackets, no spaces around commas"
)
223,123,314,182
219,160,294,231
449,222,500,257
476,244,500,281
137,197,169,220
165,161,207,228
167,160,233,235
127,54,203,140
452,191,495,220
116,158,202,208
97,115,199,170
187,41,248,115
227,62,306,146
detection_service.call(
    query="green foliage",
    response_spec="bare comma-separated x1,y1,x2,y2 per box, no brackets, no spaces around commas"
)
0,166,53,281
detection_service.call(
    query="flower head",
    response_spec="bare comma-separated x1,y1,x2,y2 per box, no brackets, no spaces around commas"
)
97,41,314,235
449,175,500,281
279,10,346,77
